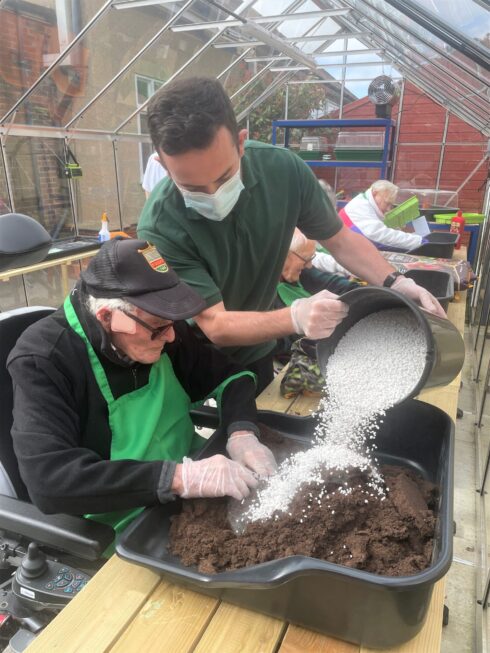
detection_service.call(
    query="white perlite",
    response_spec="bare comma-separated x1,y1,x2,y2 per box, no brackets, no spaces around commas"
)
244,308,428,523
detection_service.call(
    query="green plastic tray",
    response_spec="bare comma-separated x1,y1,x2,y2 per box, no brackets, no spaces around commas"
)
434,213,485,224
334,149,384,161
384,196,420,229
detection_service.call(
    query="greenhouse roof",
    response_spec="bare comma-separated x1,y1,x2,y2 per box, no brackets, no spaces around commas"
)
0,0,488,140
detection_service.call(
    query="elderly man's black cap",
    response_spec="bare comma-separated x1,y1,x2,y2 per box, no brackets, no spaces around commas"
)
81,238,206,320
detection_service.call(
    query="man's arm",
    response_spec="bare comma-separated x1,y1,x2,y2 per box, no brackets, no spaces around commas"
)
319,225,395,286
320,225,446,318
193,296,347,347
194,302,295,346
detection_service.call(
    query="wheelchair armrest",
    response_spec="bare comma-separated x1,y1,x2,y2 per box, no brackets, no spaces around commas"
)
0,495,114,561
189,405,220,429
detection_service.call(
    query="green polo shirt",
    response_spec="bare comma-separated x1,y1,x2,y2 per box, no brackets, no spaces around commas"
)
138,140,342,365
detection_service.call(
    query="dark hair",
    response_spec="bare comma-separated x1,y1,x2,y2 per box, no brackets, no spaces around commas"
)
147,77,239,155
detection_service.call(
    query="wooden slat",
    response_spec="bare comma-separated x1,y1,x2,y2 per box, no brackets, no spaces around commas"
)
193,602,286,653
26,557,161,652
256,366,296,413
109,583,218,653
279,625,359,652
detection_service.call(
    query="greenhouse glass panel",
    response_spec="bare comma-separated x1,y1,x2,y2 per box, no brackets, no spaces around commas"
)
0,0,106,123
3,136,74,238
0,275,26,311
439,143,488,212
72,30,209,131
68,140,120,234
114,141,147,237
358,0,489,86
407,0,490,51
393,144,441,190
5,2,178,128
24,263,82,307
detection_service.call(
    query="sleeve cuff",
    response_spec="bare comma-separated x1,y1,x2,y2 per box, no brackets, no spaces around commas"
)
156,461,178,503
226,421,260,438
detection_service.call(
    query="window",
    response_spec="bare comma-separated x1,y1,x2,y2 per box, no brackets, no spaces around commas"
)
135,75,164,182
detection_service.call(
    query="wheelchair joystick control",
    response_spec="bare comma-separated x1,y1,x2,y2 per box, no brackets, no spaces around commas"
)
19,543,47,579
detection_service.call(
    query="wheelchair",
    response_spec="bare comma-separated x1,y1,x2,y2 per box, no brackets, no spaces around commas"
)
0,307,114,651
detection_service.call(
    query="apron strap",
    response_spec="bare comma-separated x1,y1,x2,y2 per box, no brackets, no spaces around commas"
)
190,370,257,420
277,281,311,307
63,295,115,404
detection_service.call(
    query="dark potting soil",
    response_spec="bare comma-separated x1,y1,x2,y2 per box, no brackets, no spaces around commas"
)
169,425,439,576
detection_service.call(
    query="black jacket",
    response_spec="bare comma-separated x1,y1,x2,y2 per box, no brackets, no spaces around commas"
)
7,287,258,515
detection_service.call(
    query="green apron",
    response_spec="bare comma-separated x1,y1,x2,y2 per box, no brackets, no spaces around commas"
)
277,280,311,307
63,296,255,553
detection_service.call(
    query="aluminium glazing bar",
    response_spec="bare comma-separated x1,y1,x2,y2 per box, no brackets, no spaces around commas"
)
229,62,276,100
384,0,490,71
65,0,195,129
217,48,254,79
172,8,350,30
339,3,490,132
0,0,113,125
213,32,369,48
236,71,294,122
113,0,259,133
343,0,488,85
245,49,380,61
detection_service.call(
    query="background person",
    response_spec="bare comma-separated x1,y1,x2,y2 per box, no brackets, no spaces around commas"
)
138,77,445,393
8,238,276,546
339,180,425,251
142,152,167,198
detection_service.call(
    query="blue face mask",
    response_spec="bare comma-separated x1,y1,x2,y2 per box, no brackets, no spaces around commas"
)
177,167,244,221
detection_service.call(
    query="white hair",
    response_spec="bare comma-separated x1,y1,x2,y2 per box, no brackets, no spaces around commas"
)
371,180,398,201
290,228,308,254
86,295,134,317
318,179,337,207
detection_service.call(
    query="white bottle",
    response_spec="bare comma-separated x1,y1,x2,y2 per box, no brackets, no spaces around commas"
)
98,213,110,242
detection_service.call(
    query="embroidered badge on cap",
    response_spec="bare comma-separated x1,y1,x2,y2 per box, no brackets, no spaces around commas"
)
138,243,168,273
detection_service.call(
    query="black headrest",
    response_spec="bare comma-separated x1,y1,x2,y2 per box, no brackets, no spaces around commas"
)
0,213,52,273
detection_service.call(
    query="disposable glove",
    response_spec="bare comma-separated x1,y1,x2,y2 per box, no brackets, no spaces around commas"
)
226,432,278,478
392,275,446,319
180,454,258,501
290,289,349,339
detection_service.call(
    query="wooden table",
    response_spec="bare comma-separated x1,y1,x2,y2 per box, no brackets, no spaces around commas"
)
26,295,466,653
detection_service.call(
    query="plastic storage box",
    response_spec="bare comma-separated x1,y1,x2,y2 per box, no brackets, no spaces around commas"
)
298,136,331,161
409,232,459,259
334,131,384,161
117,401,454,649
396,189,459,221
404,269,454,311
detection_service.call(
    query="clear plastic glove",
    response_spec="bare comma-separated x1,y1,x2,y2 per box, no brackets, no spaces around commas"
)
179,454,258,501
392,276,447,319
226,432,278,478
290,289,349,339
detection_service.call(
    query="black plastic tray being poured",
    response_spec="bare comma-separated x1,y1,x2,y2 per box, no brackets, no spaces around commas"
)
116,401,454,649
316,286,464,403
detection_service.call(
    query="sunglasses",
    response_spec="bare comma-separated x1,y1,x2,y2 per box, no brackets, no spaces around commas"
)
291,250,317,264
121,310,174,340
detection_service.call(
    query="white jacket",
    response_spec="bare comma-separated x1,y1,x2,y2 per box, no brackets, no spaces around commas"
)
340,189,422,251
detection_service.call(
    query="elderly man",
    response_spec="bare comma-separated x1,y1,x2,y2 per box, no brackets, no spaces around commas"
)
138,77,445,392
7,238,276,542
278,228,359,307
339,180,424,251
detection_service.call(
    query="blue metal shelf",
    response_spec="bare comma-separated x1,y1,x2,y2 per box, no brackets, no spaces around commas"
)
305,161,387,168
272,119,396,180
272,119,395,129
